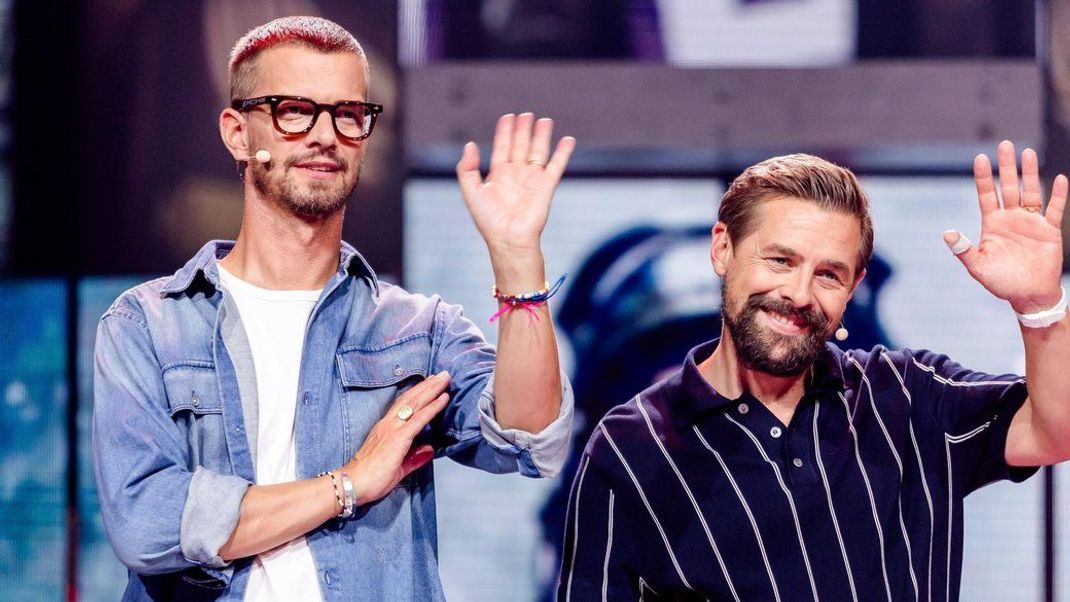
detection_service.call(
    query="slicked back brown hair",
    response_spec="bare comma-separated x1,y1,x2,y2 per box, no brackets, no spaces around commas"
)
717,153,873,276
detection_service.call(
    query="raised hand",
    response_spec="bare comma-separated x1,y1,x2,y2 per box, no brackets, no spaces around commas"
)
945,140,1068,313
455,113,576,257
343,372,451,506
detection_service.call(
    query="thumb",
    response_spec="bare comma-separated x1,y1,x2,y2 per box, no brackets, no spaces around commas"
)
943,230,981,276
400,444,435,477
455,141,483,201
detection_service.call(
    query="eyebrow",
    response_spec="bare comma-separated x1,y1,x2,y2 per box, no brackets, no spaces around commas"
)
762,243,852,278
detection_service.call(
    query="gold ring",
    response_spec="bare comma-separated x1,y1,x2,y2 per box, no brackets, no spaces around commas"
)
528,159,546,166
396,405,414,421
1024,205,1041,213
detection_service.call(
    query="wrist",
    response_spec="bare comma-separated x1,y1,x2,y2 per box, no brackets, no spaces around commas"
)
1011,287,1065,314
489,250,546,294
341,461,367,507
1014,287,1068,329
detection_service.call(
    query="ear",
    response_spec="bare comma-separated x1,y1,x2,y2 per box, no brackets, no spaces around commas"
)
710,222,733,277
219,107,249,161
846,268,867,301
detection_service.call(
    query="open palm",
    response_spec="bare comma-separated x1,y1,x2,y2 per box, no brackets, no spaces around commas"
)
455,113,575,254
948,141,1068,313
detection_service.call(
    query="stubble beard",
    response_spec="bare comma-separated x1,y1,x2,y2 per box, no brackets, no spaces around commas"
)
720,277,831,377
251,153,360,218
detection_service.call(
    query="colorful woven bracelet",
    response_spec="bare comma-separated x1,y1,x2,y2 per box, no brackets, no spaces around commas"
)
489,274,566,323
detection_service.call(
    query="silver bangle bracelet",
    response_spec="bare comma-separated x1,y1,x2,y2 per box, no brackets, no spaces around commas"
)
338,472,356,519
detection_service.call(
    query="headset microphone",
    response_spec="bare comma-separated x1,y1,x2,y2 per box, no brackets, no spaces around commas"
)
244,149,271,164
834,324,849,341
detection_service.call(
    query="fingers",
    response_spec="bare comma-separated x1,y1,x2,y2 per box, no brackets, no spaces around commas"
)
973,154,999,215
399,391,450,437
528,118,553,164
997,140,1021,209
545,135,577,181
943,230,981,278
455,142,483,200
1021,148,1043,211
508,112,535,164
489,114,515,169
389,371,450,420
1048,174,1069,228
489,112,573,171
400,444,436,477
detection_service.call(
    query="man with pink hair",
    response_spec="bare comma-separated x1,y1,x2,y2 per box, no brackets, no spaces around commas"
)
93,15,576,600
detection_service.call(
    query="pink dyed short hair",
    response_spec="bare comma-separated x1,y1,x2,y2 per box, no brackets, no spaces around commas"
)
228,16,368,101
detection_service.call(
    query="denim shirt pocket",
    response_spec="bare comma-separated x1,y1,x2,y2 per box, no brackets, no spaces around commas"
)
162,361,232,474
336,334,431,486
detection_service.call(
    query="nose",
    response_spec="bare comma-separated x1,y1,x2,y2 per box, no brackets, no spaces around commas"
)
306,108,339,149
779,270,814,309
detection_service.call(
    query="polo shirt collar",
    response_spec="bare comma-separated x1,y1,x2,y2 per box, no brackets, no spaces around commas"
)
670,339,846,428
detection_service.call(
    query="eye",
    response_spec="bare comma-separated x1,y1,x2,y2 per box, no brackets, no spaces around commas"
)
768,256,790,266
277,100,314,118
818,270,844,284
335,107,362,122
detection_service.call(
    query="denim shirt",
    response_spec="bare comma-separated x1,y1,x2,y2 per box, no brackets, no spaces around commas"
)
92,240,574,601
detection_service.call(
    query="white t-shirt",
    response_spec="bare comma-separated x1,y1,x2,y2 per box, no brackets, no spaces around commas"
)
217,266,324,602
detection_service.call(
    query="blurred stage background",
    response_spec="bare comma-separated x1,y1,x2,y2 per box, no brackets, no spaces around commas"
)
2,0,1070,600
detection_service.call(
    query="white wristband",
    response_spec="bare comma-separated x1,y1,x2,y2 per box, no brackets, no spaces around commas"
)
1016,287,1068,328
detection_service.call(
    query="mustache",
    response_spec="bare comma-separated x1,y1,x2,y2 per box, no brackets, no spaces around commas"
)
284,151,349,171
745,294,828,332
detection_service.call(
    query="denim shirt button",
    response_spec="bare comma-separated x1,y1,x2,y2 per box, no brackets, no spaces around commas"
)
191,393,200,407
393,365,403,377
324,570,333,585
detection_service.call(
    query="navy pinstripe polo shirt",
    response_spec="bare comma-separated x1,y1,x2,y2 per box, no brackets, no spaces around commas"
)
558,340,1036,602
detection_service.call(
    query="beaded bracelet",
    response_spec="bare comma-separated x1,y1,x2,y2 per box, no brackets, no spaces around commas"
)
317,471,345,516
489,274,566,323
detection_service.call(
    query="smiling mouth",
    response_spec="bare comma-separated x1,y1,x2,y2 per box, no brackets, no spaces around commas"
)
296,163,341,172
292,162,344,180
762,309,809,334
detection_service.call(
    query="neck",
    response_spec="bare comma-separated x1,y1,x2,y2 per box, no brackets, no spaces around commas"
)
219,190,344,290
698,326,810,424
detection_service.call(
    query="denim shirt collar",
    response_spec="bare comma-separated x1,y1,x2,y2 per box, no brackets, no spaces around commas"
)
159,239,380,296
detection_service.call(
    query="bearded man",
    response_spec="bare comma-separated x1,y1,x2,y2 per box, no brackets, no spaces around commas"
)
92,16,575,601
558,144,1070,601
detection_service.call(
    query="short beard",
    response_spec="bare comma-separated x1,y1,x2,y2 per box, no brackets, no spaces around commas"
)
250,152,358,218
721,279,830,377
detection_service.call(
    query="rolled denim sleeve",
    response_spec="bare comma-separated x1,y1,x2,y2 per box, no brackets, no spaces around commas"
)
429,297,574,477
478,372,574,477
180,467,250,570
93,308,249,582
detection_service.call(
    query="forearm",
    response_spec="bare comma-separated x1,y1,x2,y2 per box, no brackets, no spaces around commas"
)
490,248,562,432
1019,310,1070,461
218,475,338,561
